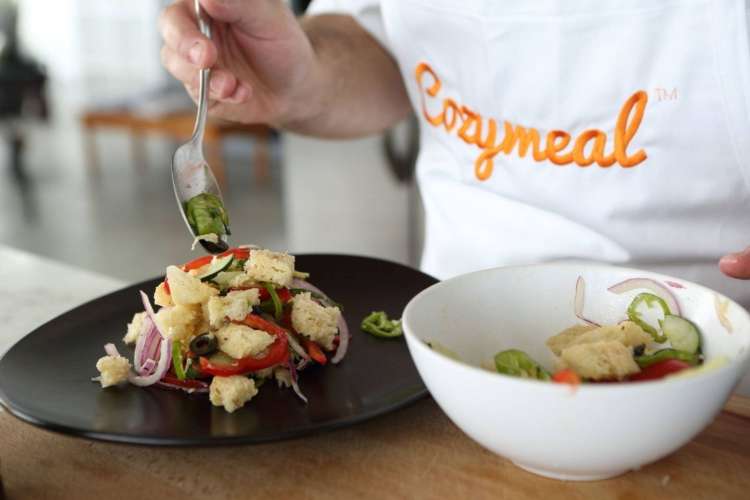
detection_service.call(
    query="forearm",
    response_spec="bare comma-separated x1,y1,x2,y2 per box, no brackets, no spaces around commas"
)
280,14,412,138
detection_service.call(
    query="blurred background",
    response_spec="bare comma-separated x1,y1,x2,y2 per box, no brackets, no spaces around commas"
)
0,0,421,282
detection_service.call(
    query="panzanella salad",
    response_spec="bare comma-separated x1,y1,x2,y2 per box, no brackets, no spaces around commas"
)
433,277,716,386
94,246,349,413
499,277,706,385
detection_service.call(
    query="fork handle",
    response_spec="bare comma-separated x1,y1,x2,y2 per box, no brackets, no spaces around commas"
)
192,0,212,143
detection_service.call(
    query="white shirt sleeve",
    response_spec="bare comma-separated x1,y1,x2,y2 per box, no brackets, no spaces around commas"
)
306,0,390,52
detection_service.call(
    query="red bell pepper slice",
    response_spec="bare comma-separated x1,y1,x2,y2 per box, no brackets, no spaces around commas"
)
199,334,288,376
552,369,581,386
183,247,250,272
162,247,252,295
239,313,289,337
199,314,290,376
628,359,691,382
276,287,292,303
304,339,327,365
281,308,293,329
183,255,214,272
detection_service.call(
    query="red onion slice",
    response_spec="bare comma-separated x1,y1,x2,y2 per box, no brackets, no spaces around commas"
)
287,358,308,403
574,276,600,327
155,380,209,394
128,337,172,387
104,343,121,358
141,359,156,374
134,290,169,379
291,279,339,310
285,332,310,362
608,278,681,316
290,278,328,299
141,329,161,372
715,295,733,333
133,316,150,371
134,318,161,374
666,281,685,289
296,358,310,370
331,314,350,364
140,290,166,339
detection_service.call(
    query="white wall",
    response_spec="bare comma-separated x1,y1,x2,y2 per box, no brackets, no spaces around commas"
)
17,0,167,87
282,133,416,266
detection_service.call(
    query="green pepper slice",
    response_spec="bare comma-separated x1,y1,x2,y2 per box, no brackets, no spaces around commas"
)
264,283,283,321
172,340,187,381
494,349,551,381
627,292,671,343
635,348,701,368
257,299,276,316
361,311,403,338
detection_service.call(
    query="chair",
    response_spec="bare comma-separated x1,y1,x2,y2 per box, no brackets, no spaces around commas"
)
80,106,273,187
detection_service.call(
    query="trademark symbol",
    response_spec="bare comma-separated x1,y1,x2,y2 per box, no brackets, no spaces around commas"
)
654,87,678,101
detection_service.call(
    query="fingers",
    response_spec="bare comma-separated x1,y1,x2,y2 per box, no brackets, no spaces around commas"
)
159,0,217,68
202,70,251,103
161,45,196,85
165,48,251,104
719,247,750,279
160,0,258,112
184,83,252,115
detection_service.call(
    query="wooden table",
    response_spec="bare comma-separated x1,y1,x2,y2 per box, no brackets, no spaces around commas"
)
1,396,749,499
1,246,749,499
80,109,273,187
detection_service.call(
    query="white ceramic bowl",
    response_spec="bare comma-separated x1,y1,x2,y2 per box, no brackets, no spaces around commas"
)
402,263,750,481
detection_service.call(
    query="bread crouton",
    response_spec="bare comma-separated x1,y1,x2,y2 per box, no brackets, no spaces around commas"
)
546,324,597,356
209,376,257,413
560,340,640,380
291,292,340,350
215,323,274,359
165,266,218,305
547,321,651,356
123,312,147,345
155,304,204,343
205,289,260,328
244,249,295,287
153,282,173,308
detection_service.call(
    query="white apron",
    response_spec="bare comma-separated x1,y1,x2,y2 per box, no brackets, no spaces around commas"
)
309,0,750,389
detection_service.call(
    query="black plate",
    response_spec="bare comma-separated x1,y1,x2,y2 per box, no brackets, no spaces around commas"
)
0,254,436,446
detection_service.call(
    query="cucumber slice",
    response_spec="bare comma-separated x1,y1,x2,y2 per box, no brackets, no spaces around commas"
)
212,270,243,288
206,350,237,366
661,315,701,354
195,254,234,282
635,348,701,368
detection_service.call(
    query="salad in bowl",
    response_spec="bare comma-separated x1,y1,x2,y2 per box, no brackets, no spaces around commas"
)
402,263,750,480
489,277,709,385
93,246,349,413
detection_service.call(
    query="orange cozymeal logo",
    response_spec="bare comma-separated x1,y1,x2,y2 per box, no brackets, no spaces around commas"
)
415,62,648,181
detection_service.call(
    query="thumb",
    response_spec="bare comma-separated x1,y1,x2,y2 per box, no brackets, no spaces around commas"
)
720,247,750,279
200,0,293,38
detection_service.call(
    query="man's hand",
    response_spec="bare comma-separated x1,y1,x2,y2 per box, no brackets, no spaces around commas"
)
720,247,750,279
160,0,317,127
159,0,410,136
